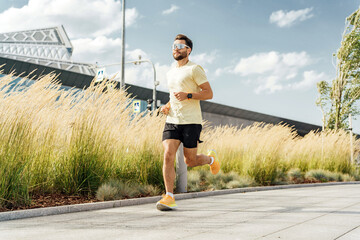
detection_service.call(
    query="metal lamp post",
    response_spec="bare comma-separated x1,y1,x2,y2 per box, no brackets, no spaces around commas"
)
126,55,159,110
120,0,126,89
349,113,354,165
94,55,159,111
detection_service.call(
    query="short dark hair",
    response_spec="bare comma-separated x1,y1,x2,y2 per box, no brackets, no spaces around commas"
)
174,34,193,51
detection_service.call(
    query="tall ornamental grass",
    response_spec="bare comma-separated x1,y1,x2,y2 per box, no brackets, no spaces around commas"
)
0,72,358,208
0,73,164,207
199,123,358,185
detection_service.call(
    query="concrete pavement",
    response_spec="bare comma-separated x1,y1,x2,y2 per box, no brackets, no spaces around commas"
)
0,184,360,240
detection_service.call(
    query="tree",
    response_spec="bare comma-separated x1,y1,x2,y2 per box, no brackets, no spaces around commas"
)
317,8,360,130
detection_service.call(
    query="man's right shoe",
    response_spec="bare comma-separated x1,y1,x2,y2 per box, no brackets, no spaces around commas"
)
208,150,220,175
156,194,177,211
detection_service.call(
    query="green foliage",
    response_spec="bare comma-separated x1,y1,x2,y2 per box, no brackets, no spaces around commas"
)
317,7,360,129
187,170,254,192
187,171,204,192
0,118,32,208
342,174,355,181
114,149,163,188
287,168,303,184
96,179,160,201
246,154,279,185
54,119,112,195
304,169,347,182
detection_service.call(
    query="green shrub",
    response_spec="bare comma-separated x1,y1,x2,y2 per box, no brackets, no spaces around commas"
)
0,119,32,208
287,168,304,183
96,179,160,201
54,123,111,195
305,169,329,182
187,171,203,192
342,174,355,182
226,177,254,189
96,183,118,201
246,155,279,185
327,172,343,182
187,170,254,191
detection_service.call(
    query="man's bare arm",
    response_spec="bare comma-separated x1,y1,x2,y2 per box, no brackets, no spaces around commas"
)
173,82,213,101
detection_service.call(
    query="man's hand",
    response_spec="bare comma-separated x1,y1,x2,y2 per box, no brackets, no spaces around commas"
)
174,91,188,101
161,102,171,115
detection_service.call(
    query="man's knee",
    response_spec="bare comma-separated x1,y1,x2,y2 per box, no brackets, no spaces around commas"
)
164,150,176,164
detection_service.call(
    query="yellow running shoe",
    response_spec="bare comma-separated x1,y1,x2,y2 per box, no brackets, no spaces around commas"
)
156,194,177,211
208,150,220,175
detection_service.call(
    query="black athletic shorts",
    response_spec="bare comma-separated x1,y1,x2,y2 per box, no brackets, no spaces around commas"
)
162,123,203,148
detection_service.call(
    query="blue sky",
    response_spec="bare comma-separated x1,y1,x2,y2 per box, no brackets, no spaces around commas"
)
0,0,360,131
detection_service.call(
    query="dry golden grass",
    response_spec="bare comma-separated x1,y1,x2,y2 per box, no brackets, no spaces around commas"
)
199,122,358,185
0,73,165,207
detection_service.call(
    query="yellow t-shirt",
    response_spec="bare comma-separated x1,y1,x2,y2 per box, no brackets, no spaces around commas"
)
166,61,208,124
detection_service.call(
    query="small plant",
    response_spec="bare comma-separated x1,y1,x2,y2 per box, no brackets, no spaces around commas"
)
226,177,254,189
287,168,304,184
342,174,355,182
207,172,228,190
96,179,160,201
96,183,118,201
187,171,203,192
187,170,254,191
140,184,161,196
327,172,343,182
305,169,331,182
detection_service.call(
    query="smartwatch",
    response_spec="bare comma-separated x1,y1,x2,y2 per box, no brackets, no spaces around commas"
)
187,93,192,99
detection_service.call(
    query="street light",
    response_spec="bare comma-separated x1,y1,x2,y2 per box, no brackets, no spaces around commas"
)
126,55,159,111
94,55,159,111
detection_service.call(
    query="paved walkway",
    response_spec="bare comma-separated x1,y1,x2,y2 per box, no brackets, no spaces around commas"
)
1,184,360,240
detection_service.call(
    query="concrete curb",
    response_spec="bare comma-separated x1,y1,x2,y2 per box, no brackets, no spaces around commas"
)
1,181,359,222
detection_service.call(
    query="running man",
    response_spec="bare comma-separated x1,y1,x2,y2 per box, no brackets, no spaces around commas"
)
156,34,220,211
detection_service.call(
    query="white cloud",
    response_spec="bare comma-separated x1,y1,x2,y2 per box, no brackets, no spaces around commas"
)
123,62,171,94
233,51,280,76
0,0,139,38
72,36,123,64
255,76,283,94
215,68,224,77
282,51,310,67
290,71,327,90
215,66,233,77
122,50,169,91
233,51,311,78
162,4,179,15
0,0,172,96
126,49,148,62
77,45,171,94
270,8,314,28
190,51,218,66
219,51,324,94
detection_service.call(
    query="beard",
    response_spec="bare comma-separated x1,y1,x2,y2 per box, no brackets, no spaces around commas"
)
173,51,187,61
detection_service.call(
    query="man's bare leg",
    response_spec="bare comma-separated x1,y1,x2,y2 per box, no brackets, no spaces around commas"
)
162,139,181,193
183,147,211,167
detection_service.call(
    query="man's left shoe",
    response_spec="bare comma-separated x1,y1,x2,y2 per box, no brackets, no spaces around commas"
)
156,194,177,211
208,150,220,175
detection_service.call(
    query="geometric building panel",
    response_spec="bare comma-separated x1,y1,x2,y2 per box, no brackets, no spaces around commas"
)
0,25,96,76
0,25,72,60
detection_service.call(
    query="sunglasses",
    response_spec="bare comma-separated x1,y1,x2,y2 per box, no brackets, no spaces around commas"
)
172,43,190,50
